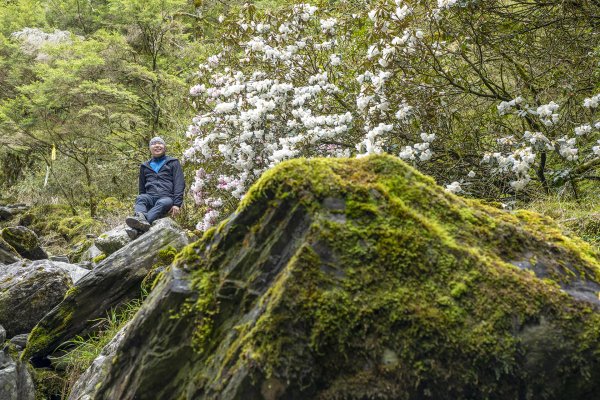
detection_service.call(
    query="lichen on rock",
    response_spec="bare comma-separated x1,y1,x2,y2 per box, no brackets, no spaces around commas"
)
84,155,600,399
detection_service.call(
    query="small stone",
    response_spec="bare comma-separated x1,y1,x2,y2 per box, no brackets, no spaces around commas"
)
50,255,70,263
10,334,28,349
94,224,132,255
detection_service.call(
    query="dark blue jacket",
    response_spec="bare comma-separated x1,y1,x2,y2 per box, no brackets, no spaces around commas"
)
139,156,185,207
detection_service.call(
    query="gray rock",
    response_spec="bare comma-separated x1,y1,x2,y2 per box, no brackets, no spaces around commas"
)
94,224,132,255
0,347,35,400
25,218,189,361
30,260,89,284
0,237,20,264
0,261,72,338
1,226,47,260
85,245,103,261
77,261,93,270
49,255,70,263
0,325,5,343
76,267,197,400
0,207,11,221
68,322,131,400
9,334,28,349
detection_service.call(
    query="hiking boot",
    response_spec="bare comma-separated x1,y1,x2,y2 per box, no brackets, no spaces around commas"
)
125,227,140,240
125,212,151,232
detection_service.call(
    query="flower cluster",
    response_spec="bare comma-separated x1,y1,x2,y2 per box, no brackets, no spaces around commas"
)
185,2,440,229
185,1,600,229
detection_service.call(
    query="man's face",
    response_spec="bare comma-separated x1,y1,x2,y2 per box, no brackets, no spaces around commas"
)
150,142,166,157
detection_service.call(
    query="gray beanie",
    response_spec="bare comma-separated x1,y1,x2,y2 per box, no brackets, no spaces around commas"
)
149,136,166,147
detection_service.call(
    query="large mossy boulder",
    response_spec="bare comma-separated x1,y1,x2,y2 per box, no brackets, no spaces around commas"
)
0,261,71,338
1,226,47,260
24,218,189,362
65,156,600,399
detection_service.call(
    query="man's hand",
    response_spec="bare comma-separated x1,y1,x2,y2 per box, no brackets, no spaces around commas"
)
170,206,181,217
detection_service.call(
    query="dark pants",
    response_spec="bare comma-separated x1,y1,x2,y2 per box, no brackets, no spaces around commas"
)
134,194,173,223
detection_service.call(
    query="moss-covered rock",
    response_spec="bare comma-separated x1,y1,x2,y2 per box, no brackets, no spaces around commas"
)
0,261,72,338
18,205,102,256
1,226,47,260
30,368,65,400
83,156,600,400
94,224,133,255
23,218,190,362
0,236,20,264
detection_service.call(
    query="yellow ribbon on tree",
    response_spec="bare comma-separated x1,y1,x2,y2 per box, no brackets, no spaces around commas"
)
51,144,56,161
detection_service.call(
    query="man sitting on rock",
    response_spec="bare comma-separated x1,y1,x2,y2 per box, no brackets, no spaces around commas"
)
125,137,185,238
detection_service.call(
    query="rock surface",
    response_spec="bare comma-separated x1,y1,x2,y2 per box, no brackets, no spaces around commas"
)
0,237,20,264
30,260,89,283
0,261,72,338
24,218,189,361
0,347,35,400
9,334,28,349
68,322,131,400
84,156,600,400
94,224,132,255
1,226,47,260
0,204,30,221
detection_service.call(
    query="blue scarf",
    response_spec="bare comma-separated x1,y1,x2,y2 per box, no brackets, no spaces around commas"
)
149,155,167,173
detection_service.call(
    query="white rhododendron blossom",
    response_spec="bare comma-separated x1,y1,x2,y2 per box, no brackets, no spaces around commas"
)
574,124,592,136
536,101,560,126
497,96,524,116
185,3,600,229
437,0,460,10
593,140,600,156
557,137,578,161
445,181,462,193
481,147,536,191
584,95,600,109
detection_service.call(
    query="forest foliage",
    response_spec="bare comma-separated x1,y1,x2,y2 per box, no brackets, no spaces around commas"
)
1,0,600,231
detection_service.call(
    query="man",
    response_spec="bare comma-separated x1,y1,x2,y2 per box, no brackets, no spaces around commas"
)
125,136,185,237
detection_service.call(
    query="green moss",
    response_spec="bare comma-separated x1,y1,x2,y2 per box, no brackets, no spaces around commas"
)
179,155,600,398
96,197,129,217
23,306,75,361
67,239,93,263
141,246,182,292
18,205,103,254
92,253,107,264
157,246,177,266
31,368,65,400
64,285,79,298
1,226,38,251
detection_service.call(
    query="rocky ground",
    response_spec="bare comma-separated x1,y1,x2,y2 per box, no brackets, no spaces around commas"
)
1,155,600,399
